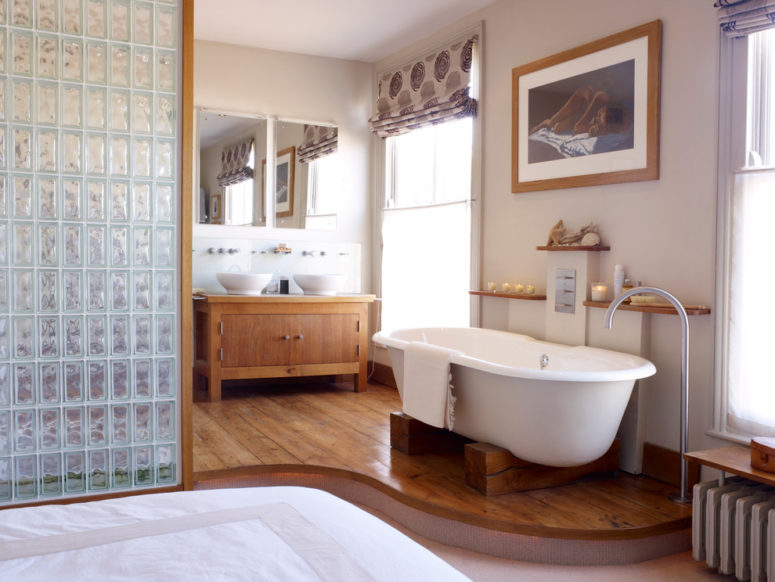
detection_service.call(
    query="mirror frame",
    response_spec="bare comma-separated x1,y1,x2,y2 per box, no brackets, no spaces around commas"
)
195,107,338,231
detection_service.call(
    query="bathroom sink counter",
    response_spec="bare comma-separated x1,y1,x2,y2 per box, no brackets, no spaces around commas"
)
195,293,376,303
194,294,375,401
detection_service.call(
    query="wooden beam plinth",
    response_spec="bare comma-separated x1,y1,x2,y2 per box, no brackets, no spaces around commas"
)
464,439,621,496
389,412,468,455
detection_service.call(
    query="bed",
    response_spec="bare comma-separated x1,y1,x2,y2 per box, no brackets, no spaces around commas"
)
0,486,471,581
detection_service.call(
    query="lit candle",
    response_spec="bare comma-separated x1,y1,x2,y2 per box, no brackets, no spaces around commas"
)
487,281,496,291
502,282,512,293
591,282,608,302
514,283,524,294
525,284,535,295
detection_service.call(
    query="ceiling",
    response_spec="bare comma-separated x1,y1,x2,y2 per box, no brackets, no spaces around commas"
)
193,0,495,63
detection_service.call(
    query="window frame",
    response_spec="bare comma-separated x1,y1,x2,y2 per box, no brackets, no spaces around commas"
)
373,25,483,330
713,30,771,443
223,142,256,226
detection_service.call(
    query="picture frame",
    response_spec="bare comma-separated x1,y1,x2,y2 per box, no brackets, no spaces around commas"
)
210,193,222,222
262,146,295,219
512,20,661,193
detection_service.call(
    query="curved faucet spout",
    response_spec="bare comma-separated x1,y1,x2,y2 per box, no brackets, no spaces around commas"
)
604,286,691,504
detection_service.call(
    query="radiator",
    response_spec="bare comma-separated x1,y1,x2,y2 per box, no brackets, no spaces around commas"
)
693,477,775,581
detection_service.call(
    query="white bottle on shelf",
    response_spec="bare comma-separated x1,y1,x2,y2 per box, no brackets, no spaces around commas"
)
613,264,625,298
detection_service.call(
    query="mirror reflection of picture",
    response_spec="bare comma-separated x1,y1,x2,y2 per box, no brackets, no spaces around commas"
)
199,188,209,223
210,193,222,223
262,146,295,218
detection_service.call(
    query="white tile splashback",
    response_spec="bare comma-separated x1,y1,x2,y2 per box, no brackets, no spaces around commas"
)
192,238,361,295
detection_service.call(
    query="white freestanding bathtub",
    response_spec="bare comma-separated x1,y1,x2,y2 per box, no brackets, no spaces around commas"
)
372,327,656,467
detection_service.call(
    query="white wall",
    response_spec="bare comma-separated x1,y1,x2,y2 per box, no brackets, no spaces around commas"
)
373,0,726,457
193,40,374,288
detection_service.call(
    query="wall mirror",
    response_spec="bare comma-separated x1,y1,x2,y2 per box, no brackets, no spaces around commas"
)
197,109,339,230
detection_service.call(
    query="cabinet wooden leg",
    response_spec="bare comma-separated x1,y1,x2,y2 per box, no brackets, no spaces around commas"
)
207,376,222,402
354,373,367,392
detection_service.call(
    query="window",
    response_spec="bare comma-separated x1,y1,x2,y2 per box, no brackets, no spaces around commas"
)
223,143,255,225
305,153,339,231
380,118,474,331
717,27,775,439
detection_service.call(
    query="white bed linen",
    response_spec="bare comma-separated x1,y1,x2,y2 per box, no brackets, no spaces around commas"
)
0,486,471,581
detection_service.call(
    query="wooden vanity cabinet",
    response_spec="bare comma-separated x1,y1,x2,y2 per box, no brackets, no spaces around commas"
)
194,295,374,402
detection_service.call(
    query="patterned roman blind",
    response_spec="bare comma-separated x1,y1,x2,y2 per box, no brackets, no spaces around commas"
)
716,0,775,37
216,138,254,186
297,125,337,164
369,35,478,138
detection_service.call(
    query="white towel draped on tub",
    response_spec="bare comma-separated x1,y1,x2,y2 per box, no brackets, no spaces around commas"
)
402,341,462,429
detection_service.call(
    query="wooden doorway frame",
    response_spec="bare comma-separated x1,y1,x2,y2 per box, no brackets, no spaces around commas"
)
180,0,195,490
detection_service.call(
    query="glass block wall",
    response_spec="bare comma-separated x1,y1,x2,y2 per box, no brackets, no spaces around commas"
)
0,0,180,504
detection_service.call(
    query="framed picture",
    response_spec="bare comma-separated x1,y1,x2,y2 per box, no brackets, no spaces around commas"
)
262,146,295,219
512,20,661,193
210,193,222,223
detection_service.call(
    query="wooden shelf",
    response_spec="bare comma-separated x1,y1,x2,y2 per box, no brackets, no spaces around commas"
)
685,446,775,488
583,300,711,316
536,245,611,251
470,290,546,301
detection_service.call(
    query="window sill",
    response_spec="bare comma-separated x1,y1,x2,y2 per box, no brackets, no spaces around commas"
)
706,428,754,446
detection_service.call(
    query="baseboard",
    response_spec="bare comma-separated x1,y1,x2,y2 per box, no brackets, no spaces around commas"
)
370,361,396,389
642,442,701,488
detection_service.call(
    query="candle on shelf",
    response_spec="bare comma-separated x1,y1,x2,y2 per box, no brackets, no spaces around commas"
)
502,283,512,293
591,282,608,302
487,281,497,292
525,284,535,295
514,283,524,294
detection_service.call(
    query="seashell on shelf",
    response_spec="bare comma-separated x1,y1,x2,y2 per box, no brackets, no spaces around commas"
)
580,232,600,246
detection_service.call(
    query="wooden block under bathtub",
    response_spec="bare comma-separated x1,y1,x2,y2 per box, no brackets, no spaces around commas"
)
464,439,620,496
389,412,470,454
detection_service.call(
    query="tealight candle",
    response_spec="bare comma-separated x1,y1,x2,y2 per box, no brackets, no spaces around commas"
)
525,284,535,295
514,283,524,294
487,281,496,291
502,282,512,293
591,282,608,302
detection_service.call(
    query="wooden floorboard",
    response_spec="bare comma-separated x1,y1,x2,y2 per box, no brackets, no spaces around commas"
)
192,379,691,539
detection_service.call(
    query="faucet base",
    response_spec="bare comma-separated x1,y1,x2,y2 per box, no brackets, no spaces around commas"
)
668,491,692,505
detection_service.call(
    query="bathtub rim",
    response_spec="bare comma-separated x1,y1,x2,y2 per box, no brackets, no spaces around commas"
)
372,326,656,383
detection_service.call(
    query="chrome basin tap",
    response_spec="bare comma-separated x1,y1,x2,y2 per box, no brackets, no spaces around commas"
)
604,286,691,504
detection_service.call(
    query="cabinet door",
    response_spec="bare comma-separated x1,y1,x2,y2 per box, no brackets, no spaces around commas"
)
297,313,360,364
221,314,292,368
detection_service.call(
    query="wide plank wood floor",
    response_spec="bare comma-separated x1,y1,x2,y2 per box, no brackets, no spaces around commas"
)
192,380,692,538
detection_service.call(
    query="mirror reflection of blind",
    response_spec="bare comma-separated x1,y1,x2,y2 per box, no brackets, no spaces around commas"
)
298,125,338,163
217,138,255,186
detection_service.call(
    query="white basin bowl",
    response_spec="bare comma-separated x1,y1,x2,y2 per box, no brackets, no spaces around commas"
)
216,272,273,295
294,274,345,296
